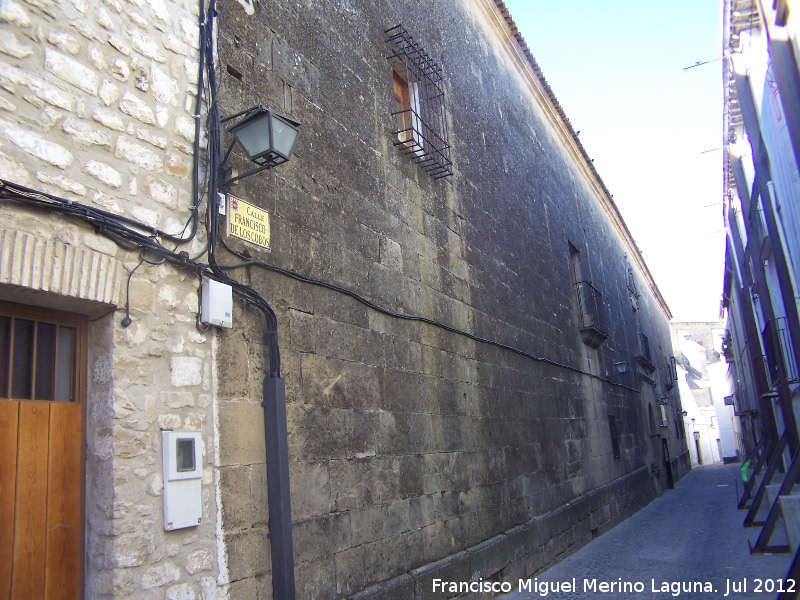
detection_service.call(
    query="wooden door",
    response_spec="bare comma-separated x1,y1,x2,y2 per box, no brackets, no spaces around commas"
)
0,303,86,600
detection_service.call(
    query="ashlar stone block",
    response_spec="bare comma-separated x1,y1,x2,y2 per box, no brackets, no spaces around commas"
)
218,401,265,466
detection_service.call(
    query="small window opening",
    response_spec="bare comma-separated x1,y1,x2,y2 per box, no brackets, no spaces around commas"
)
226,64,243,82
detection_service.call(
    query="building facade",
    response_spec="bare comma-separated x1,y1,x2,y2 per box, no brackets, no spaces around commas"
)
0,0,686,598
721,0,800,466
720,0,800,560
671,322,739,465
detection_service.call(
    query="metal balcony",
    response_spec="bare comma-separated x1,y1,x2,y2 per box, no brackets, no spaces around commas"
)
575,280,608,348
635,332,656,374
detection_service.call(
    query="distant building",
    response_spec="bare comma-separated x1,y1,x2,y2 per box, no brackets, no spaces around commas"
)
671,322,740,465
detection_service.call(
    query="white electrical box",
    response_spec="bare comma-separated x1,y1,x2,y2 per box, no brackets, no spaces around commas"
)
162,431,203,531
201,278,233,328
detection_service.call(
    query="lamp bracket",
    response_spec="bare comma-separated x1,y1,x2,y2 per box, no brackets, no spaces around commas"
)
220,103,265,125
222,139,237,172
223,163,273,187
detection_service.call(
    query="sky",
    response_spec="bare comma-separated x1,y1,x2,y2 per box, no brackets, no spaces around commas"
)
501,0,725,322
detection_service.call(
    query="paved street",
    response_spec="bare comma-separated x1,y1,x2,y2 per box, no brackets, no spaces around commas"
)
501,464,794,600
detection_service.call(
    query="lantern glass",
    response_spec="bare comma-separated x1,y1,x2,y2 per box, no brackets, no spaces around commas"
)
230,110,273,164
271,115,300,160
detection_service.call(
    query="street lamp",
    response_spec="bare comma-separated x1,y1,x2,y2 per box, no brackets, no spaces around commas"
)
614,360,628,374
221,104,301,187
212,102,300,600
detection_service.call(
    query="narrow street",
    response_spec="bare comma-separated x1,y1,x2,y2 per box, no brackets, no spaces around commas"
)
502,464,794,600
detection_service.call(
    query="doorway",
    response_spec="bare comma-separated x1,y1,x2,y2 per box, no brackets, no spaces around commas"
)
694,431,703,465
662,438,674,489
0,302,87,599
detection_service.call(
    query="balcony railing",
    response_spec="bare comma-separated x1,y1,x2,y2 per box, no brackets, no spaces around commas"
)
760,317,799,388
575,280,607,348
665,356,677,389
634,332,655,375
735,342,764,412
776,317,799,384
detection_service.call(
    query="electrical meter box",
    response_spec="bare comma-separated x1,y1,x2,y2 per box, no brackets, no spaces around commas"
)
162,431,203,530
201,278,233,328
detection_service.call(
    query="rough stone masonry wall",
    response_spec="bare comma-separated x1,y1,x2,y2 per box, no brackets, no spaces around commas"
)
0,0,220,597
211,0,682,598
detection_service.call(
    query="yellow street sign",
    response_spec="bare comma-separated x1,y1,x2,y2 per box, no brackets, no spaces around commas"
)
227,194,270,251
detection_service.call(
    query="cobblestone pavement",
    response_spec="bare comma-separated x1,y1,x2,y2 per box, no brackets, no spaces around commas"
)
500,464,794,600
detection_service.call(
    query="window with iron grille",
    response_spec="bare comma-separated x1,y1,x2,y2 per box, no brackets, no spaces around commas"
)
625,259,637,297
385,25,453,180
608,415,621,459
568,243,608,348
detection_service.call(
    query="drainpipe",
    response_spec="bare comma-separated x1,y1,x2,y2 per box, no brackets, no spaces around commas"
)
263,376,295,599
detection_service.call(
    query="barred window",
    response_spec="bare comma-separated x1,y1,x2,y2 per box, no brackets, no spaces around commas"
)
608,415,621,459
385,25,453,180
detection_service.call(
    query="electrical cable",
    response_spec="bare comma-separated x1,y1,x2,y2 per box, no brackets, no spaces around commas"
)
121,257,144,327
89,307,120,322
0,178,281,374
215,237,641,393
195,272,211,333
1,151,634,390
0,179,192,244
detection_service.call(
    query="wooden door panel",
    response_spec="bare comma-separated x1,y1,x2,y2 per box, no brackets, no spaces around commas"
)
11,402,50,600
0,401,19,599
0,304,86,599
44,402,82,600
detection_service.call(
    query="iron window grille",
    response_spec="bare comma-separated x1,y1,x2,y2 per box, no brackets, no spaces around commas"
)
624,260,637,297
608,415,621,459
665,356,678,389
385,25,453,180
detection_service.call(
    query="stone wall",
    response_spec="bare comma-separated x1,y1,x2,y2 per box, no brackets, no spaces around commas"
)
351,466,657,600
0,0,220,596
212,0,687,598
